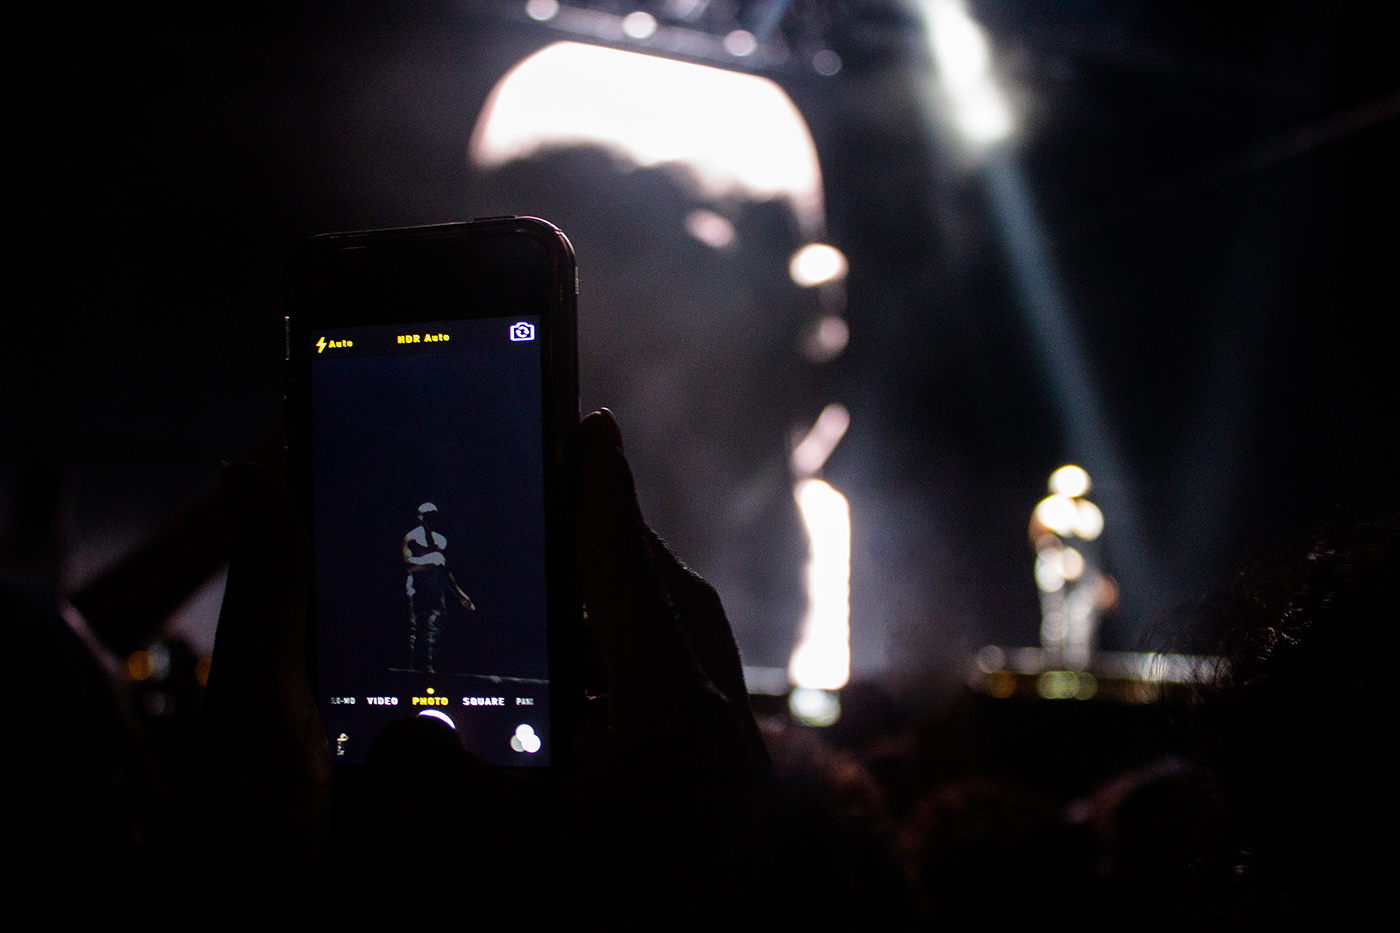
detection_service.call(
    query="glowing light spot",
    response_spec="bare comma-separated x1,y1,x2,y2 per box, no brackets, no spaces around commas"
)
127,644,171,682
789,243,848,287
419,709,456,729
723,29,757,57
803,315,849,362
621,11,657,39
952,87,1013,144
1034,494,1077,537
1037,671,1069,699
511,723,542,753
1049,465,1090,498
1035,550,1065,592
788,479,851,690
470,42,826,238
986,670,1017,698
1074,500,1104,540
812,50,842,76
684,208,736,248
977,645,1006,673
1060,546,1085,581
127,650,153,681
1036,670,1089,700
525,0,559,22
1094,574,1119,611
791,403,851,477
789,687,841,727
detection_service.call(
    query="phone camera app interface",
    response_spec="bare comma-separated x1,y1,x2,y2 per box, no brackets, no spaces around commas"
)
310,316,550,766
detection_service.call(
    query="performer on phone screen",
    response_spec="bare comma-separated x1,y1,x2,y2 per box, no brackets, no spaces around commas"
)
403,502,473,672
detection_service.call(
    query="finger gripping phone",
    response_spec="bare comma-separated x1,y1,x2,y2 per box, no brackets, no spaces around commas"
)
284,218,579,769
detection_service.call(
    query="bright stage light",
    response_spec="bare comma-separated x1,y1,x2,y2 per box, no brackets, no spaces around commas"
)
621,11,657,39
789,243,848,287
953,84,1013,144
1049,464,1090,497
1034,494,1078,538
470,42,826,237
926,0,990,91
1074,500,1104,540
788,479,851,690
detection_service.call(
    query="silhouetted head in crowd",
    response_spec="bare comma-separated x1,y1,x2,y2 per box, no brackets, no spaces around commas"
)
898,776,1098,929
757,720,916,926
1195,513,1399,921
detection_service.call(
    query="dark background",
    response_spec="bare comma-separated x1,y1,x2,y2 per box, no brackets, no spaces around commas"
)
5,0,1395,694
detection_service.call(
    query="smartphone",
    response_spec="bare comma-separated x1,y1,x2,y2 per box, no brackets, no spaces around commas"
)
284,218,579,769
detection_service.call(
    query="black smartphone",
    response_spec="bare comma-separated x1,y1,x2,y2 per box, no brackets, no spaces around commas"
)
284,217,579,769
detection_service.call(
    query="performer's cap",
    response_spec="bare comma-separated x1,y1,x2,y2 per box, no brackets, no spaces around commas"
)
418,502,438,514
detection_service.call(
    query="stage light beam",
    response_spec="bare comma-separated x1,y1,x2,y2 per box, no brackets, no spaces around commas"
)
915,0,1014,147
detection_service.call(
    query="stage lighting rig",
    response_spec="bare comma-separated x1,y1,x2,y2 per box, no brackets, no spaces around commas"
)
472,0,868,76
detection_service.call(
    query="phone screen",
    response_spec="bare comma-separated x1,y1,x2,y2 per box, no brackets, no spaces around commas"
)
308,314,553,766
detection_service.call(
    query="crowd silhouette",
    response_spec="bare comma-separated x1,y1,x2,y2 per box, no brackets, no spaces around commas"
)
6,410,1395,925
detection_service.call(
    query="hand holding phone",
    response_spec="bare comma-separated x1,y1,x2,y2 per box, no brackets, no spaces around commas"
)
201,412,771,922
202,215,767,921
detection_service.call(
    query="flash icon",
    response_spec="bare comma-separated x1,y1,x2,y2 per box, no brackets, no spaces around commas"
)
316,337,327,353
509,321,535,342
